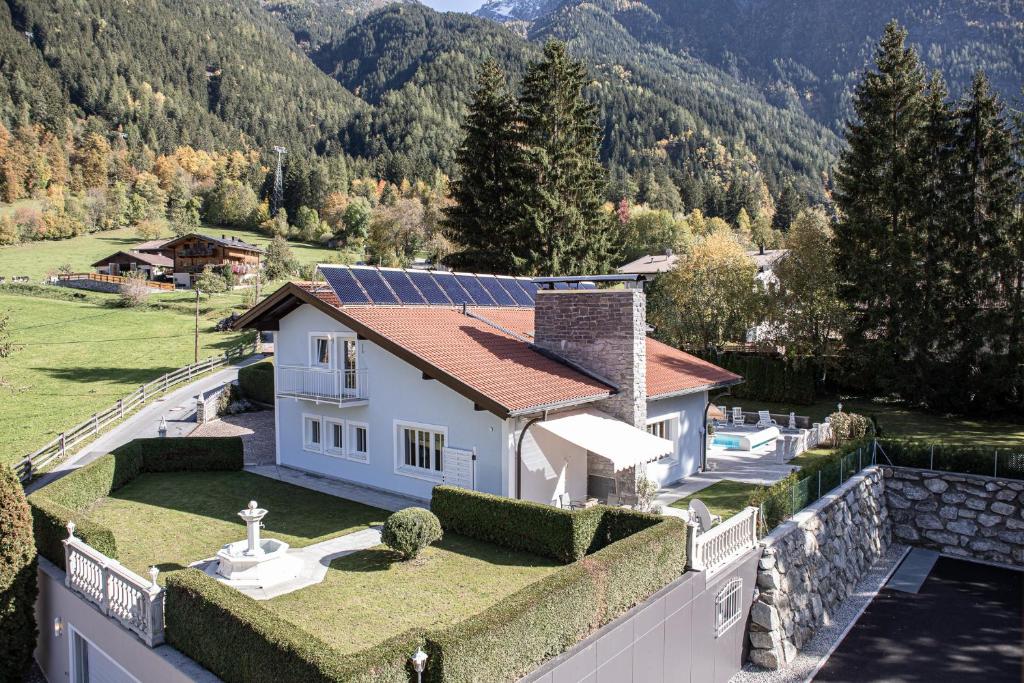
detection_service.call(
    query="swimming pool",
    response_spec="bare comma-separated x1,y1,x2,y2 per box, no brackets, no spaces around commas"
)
712,426,780,451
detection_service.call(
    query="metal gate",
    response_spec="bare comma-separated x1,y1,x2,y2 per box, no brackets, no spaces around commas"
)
442,447,476,490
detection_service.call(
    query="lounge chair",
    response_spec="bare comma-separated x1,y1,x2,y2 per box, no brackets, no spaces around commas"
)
688,498,722,534
757,410,777,428
731,407,744,425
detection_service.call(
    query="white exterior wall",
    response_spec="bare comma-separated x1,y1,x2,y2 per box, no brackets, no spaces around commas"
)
516,424,588,506
644,390,708,486
275,304,506,501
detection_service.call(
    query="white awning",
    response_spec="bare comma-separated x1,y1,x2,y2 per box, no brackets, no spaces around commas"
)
533,409,674,472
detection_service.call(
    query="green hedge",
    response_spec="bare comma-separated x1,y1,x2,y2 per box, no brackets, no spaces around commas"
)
430,487,661,563
698,350,817,404
238,359,275,405
425,518,687,681
28,437,243,568
166,569,417,683
877,439,1024,480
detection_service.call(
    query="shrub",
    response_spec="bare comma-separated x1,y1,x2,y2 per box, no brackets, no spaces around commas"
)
118,271,152,307
238,359,274,404
696,350,818,404
381,508,442,560
0,465,38,681
28,437,243,568
165,569,417,683
827,411,873,446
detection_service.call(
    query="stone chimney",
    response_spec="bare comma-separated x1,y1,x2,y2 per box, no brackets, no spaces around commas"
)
533,288,647,428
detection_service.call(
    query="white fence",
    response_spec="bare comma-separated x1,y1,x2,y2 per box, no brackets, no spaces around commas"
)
63,523,165,647
688,506,760,578
277,366,368,403
13,339,257,482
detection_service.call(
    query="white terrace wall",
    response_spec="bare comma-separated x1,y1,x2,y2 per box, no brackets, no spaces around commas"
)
748,467,890,669
883,467,1024,567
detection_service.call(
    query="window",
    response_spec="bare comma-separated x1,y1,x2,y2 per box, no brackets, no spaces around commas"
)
326,419,345,455
395,421,446,479
303,415,322,452
715,578,743,637
311,335,331,367
646,414,678,461
350,423,369,462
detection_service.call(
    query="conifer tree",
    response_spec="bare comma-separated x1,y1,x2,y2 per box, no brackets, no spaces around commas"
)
514,41,612,276
834,21,928,390
444,59,522,273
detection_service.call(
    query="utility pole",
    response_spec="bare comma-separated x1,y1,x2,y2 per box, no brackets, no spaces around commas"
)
194,287,200,364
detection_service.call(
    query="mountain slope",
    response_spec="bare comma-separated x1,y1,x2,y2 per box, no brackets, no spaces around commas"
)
475,0,560,23
3,0,365,153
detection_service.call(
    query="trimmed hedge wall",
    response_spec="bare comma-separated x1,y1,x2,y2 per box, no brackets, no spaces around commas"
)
28,437,243,568
238,359,275,405
430,486,662,563
698,350,817,405
425,518,688,681
877,439,1024,480
165,569,417,683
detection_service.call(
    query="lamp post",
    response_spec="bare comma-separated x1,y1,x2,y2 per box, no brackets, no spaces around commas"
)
410,647,428,683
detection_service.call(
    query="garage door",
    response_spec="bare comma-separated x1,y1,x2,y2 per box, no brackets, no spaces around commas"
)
71,630,139,683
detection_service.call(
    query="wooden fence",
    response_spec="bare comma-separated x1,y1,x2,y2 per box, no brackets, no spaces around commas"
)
13,339,257,483
58,273,176,291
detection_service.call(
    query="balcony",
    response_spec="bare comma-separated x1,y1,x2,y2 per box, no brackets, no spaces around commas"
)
278,366,368,404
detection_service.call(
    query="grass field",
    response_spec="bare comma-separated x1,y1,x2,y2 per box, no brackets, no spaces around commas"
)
0,224,344,281
0,289,246,465
669,480,760,520
86,471,387,575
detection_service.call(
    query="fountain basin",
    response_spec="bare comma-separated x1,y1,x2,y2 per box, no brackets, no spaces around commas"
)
215,538,301,588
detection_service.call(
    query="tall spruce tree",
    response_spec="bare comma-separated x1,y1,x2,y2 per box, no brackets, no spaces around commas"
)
1008,92,1024,411
834,21,928,392
514,41,612,276
444,60,522,273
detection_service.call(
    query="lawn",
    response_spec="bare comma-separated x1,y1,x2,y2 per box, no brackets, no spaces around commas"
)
265,534,559,654
0,290,246,465
669,480,761,520
722,397,1024,448
85,471,388,575
0,223,345,282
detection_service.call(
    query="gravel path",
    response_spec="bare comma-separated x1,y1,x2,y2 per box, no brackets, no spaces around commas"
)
190,410,276,466
731,544,910,683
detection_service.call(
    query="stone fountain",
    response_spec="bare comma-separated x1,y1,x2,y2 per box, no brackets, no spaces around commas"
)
213,500,300,589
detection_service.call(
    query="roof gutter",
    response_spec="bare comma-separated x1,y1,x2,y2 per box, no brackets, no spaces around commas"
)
647,377,745,402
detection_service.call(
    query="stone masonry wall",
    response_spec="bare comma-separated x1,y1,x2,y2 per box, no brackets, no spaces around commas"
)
748,468,890,669
883,467,1024,566
56,278,121,294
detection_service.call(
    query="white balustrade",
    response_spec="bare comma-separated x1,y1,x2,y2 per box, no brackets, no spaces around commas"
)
278,366,368,403
687,506,759,578
63,522,164,647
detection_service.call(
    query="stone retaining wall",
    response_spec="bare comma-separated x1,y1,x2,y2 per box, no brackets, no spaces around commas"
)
748,467,889,669
883,467,1024,567
57,278,121,293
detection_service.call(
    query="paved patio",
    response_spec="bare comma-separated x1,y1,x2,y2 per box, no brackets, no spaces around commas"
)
190,410,276,466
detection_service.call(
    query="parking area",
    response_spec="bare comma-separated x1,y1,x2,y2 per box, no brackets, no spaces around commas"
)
815,556,1024,682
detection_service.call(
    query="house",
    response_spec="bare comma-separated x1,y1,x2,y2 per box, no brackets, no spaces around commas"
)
233,266,741,507
91,250,173,279
132,238,174,258
161,233,263,287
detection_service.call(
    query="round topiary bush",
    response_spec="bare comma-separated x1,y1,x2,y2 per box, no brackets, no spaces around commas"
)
0,465,38,681
381,507,443,561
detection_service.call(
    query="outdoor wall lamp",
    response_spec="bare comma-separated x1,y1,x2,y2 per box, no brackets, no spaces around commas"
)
53,617,64,638
410,647,428,682
158,417,168,438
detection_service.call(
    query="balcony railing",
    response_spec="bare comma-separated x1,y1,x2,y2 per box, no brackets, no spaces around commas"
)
63,523,164,647
278,366,368,403
687,506,759,578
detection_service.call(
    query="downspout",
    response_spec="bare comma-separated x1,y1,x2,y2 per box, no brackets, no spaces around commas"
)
701,388,733,472
515,411,548,500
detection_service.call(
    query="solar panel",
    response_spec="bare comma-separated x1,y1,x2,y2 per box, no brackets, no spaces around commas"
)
320,266,370,304
379,268,426,305
502,277,535,306
350,267,399,304
477,275,517,306
455,274,495,305
432,271,474,306
406,270,451,305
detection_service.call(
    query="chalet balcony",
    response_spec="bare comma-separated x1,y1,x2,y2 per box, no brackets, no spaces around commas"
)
277,366,368,404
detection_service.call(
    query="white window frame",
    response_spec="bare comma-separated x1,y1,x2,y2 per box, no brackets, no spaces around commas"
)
69,625,140,683
302,413,323,453
646,411,679,461
349,421,370,463
325,418,346,457
309,333,332,369
393,419,447,482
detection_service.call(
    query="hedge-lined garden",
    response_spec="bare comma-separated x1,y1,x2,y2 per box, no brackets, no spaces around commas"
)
877,440,1024,481
28,437,244,568
697,351,818,404
162,486,688,683
238,359,274,405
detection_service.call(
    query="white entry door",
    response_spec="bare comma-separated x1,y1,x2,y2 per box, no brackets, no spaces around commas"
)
71,629,139,683
442,447,475,490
